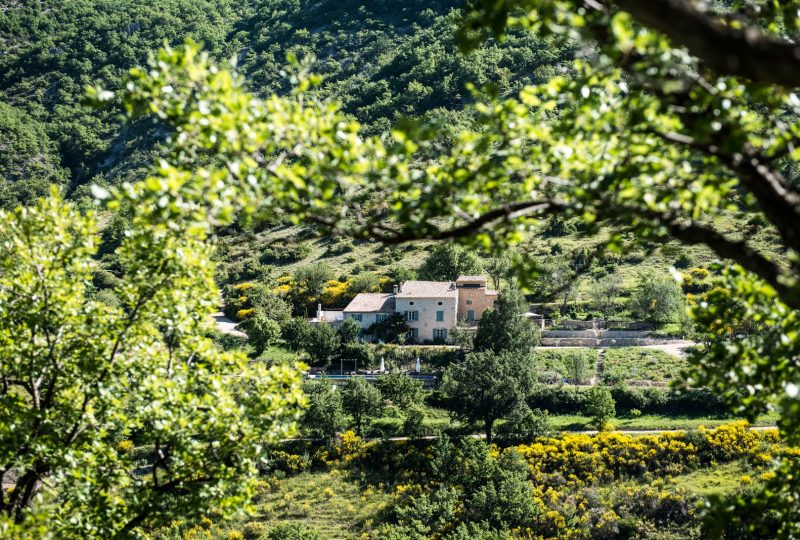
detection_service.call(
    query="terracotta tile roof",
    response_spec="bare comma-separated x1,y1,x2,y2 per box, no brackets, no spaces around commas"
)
344,293,396,313
456,275,487,283
397,280,457,298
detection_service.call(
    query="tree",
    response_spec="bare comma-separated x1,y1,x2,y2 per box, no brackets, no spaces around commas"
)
630,274,684,325
369,313,409,344
418,243,482,281
337,318,361,345
402,404,427,439
342,377,383,435
0,193,305,538
113,40,800,531
474,289,539,354
485,253,513,290
348,272,382,294
374,372,424,408
281,317,313,352
291,264,334,314
306,323,341,367
440,351,536,444
496,404,551,445
450,320,475,351
584,387,616,431
243,313,282,355
564,351,589,393
301,380,346,441
590,273,622,325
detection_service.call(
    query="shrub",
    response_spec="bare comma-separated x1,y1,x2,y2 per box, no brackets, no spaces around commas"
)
266,522,321,540
496,405,552,445
116,440,134,454
403,404,427,439
528,385,729,417
325,237,354,256
227,532,244,540
583,386,616,429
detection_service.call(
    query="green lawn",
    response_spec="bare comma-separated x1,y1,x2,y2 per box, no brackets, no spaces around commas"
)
259,345,300,364
548,413,779,432
602,347,689,383
364,411,778,437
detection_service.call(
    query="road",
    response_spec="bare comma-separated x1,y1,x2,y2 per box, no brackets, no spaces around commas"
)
284,425,778,443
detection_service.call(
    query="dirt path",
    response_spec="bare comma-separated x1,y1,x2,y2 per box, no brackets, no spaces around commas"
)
589,348,605,385
212,310,247,338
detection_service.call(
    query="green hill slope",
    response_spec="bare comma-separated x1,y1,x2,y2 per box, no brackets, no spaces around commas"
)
0,0,569,207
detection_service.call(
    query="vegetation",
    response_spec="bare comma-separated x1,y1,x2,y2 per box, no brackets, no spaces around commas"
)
532,348,597,384
417,243,483,281
165,423,787,539
0,192,304,537
474,288,540,354
441,350,536,443
4,0,800,535
602,348,689,385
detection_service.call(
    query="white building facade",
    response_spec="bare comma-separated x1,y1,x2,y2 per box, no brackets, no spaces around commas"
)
394,281,458,343
338,278,497,344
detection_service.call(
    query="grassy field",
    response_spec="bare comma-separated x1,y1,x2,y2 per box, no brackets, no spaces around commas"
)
365,411,779,437
670,459,751,496
210,470,393,540
170,452,764,540
548,413,779,432
602,347,689,384
532,348,598,383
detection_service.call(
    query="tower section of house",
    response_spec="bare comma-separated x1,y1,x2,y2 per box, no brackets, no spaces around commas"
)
342,293,396,337
455,275,498,323
395,281,457,343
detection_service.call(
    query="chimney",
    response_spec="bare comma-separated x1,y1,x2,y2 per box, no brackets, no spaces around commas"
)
393,285,398,295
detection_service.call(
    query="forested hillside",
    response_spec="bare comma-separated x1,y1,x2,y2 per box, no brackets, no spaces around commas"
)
0,0,569,207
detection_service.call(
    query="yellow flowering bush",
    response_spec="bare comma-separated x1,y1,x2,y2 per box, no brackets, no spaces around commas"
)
335,430,366,463
236,308,256,319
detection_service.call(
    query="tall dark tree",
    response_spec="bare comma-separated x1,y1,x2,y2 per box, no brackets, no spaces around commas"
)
474,289,539,354
418,243,482,281
441,350,536,444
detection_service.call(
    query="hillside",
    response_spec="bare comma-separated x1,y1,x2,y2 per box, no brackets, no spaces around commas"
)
0,0,783,312
0,0,569,207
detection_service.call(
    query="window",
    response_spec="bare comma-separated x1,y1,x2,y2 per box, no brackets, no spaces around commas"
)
433,328,448,340
406,328,419,339
436,310,444,322
467,309,475,321
437,301,443,306
376,313,389,322
409,301,415,305
351,314,362,322
404,310,419,321
466,299,473,305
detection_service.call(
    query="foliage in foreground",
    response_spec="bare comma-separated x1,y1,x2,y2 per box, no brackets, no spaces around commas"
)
0,191,305,536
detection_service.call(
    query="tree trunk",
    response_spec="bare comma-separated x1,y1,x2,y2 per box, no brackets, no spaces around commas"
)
485,418,494,446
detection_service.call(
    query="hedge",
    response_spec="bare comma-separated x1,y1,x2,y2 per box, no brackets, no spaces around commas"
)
527,385,730,417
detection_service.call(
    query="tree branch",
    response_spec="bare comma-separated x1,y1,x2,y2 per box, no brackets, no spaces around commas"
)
615,0,800,88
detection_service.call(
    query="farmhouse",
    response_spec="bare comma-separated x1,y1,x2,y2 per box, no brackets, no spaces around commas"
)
338,276,498,343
